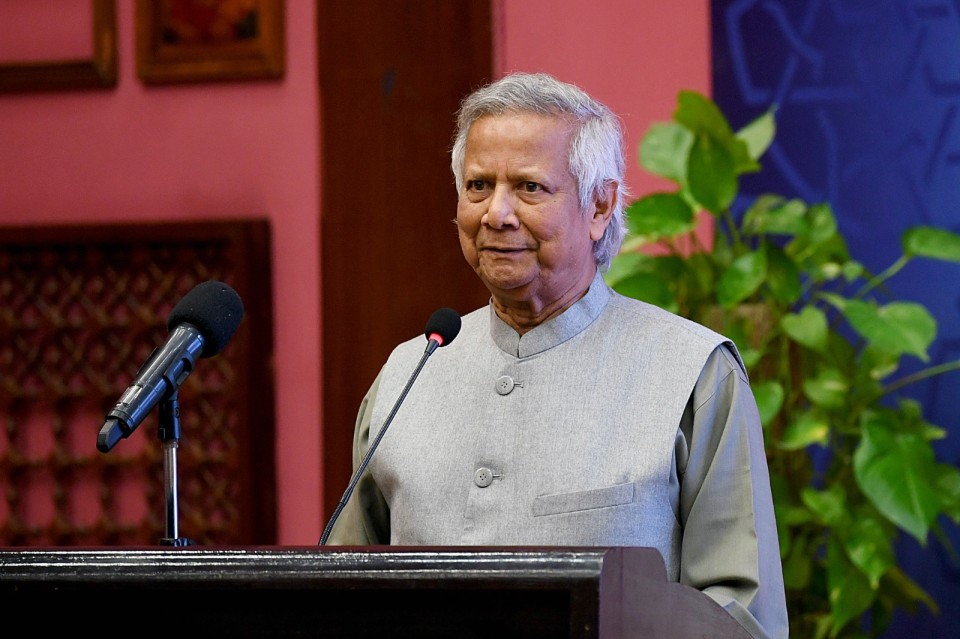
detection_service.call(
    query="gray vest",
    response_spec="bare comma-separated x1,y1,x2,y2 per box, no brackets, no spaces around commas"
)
367,275,730,580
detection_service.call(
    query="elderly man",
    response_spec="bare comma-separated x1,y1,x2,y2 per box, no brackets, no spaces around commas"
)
328,72,788,639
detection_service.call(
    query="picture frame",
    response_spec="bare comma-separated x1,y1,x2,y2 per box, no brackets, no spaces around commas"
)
0,0,117,93
136,0,285,85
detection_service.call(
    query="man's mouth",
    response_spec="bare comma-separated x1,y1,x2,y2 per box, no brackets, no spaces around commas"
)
481,245,528,253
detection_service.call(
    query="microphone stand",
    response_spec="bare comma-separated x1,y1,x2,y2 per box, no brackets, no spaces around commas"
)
157,392,193,547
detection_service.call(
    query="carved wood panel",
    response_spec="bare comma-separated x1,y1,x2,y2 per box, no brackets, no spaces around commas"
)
0,219,276,546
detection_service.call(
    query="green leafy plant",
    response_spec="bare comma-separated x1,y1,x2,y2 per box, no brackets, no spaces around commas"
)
606,91,960,638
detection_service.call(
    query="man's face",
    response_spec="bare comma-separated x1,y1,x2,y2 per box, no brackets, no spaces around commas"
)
456,112,610,310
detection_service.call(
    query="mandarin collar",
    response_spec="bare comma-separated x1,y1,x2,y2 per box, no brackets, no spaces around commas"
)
489,270,611,358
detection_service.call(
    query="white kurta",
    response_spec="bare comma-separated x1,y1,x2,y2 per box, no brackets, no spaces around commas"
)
328,271,789,639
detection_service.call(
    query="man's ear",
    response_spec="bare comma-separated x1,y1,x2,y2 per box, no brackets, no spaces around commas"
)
589,181,618,242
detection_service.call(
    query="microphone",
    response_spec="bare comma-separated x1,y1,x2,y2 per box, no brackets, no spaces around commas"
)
97,280,244,454
319,307,461,545
424,306,462,354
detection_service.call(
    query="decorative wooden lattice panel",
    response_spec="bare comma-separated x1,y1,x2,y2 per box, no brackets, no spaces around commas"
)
0,220,276,546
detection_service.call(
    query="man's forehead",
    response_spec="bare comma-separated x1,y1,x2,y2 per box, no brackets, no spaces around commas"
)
469,110,576,132
464,112,577,156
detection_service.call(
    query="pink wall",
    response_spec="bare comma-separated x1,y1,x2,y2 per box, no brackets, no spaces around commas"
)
0,1,709,545
0,1,322,544
499,0,711,198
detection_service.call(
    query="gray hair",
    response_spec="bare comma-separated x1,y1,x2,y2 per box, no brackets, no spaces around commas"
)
451,72,629,270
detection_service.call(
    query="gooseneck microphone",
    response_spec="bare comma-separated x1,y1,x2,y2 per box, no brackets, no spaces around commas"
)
423,306,462,354
97,281,244,453
319,307,462,545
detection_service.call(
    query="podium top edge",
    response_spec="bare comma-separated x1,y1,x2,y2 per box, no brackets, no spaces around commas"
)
0,546,667,584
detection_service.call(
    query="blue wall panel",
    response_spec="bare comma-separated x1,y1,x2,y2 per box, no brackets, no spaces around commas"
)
710,1,960,636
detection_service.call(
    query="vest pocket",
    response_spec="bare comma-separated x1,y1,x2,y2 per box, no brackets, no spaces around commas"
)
532,481,635,517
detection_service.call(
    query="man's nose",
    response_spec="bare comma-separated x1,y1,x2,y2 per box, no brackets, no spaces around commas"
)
483,185,520,229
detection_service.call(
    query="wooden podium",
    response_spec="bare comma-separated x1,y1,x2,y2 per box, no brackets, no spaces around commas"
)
0,546,750,638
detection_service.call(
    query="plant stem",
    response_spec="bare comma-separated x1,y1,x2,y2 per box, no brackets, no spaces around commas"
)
721,208,744,251
854,255,910,299
882,360,960,396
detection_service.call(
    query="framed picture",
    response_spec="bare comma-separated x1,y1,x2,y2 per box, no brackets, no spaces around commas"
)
0,0,117,93
136,0,285,85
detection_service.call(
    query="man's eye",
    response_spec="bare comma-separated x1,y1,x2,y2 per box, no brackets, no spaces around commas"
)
466,180,486,191
522,182,542,192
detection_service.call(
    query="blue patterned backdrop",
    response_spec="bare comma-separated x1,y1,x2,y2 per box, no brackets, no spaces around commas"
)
710,1,960,636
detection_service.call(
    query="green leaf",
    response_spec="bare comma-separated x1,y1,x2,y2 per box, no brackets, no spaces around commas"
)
935,464,960,524
753,379,784,427
674,90,733,137
764,243,802,304
770,474,801,556
610,273,677,313
639,122,693,183
781,535,813,590
860,344,901,381
813,614,834,639
903,226,960,263
881,566,940,615
716,250,767,307
820,292,847,312
854,411,941,544
806,203,839,246
730,139,760,175
742,195,807,236
824,330,857,371
787,208,841,272
781,305,829,352
843,300,937,362
794,235,853,283
605,251,653,287
781,504,815,527
624,193,695,241
735,107,777,161
827,538,876,634
802,484,849,528
842,260,864,281
687,133,737,215
684,251,718,295
922,422,948,442
889,399,947,442
803,368,850,410
621,89,960,632
845,513,895,589
673,91,757,175
780,410,830,450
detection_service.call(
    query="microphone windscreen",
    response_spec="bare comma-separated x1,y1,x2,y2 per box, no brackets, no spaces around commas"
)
167,280,245,358
424,307,462,347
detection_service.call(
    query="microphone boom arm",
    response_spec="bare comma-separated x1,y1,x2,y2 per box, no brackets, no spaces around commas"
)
319,339,439,545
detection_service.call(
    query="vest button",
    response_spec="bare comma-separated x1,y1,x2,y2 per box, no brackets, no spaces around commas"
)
495,375,515,395
474,467,494,488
